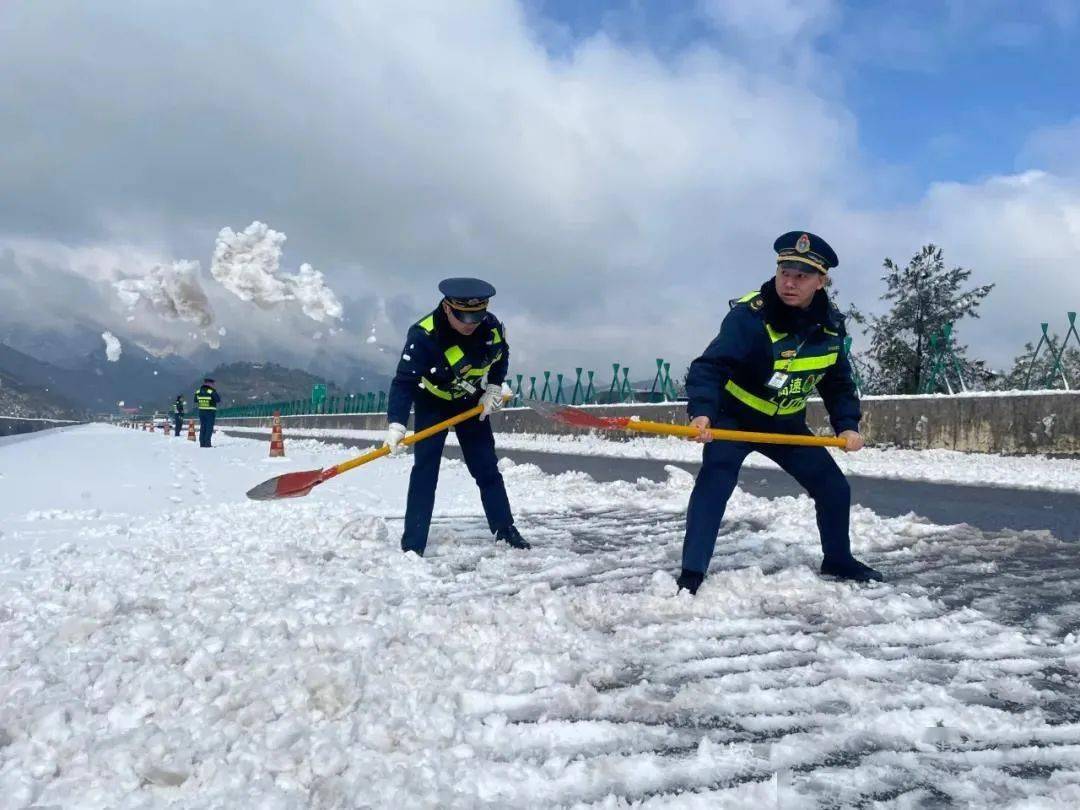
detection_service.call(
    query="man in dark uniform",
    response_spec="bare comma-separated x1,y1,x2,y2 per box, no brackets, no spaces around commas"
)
194,376,220,448
386,278,530,556
172,394,185,437
677,231,883,595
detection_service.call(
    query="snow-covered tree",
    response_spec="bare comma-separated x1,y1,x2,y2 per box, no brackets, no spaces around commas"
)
995,336,1080,390
854,245,994,394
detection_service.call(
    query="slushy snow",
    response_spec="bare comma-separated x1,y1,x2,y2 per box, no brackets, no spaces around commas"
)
222,423,1080,494
2,425,1080,808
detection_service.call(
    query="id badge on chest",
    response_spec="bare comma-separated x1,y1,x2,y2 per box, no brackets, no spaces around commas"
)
766,372,789,391
453,377,478,396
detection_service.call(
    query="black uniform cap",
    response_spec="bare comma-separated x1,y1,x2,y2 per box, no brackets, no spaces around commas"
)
203,377,215,384
774,231,838,274
439,277,496,324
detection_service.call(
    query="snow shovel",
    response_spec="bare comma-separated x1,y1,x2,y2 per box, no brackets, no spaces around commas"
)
246,400,497,500
526,400,850,448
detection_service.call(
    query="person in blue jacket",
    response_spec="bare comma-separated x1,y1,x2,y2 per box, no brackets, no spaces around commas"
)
386,278,530,556
677,231,883,594
194,377,220,448
172,394,185,437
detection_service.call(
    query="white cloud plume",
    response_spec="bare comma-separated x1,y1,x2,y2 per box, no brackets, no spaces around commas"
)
113,260,214,328
211,222,343,323
101,331,121,362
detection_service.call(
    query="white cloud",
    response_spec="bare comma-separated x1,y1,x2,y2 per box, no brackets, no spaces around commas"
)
101,331,122,362
114,260,215,328
211,222,343,323
0,1,1077,377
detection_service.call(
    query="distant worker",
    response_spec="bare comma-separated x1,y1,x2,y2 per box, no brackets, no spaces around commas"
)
386,277,529,556
677,231,883,595
172,393,185,437
194,376,220,448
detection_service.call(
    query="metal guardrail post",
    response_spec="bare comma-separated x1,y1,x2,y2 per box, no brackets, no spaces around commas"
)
571,368,584,405
607,364,621,403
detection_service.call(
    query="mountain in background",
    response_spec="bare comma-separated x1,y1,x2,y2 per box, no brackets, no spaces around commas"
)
0,360,84,420
195,361,341,408
193,360,393,409
0,340,200,413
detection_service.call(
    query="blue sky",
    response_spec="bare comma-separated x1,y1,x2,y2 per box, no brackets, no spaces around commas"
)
528,0,1080,198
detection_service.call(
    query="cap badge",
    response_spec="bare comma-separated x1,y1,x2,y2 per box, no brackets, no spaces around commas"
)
796,233,811,254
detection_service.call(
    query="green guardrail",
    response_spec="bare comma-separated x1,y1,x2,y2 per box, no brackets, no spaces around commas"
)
1024,312,1079,390
215,357,689,418
510,358,680,405
217,390,389,419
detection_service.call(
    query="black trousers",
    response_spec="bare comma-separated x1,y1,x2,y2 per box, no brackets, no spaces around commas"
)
198,410,216,447
682,416,852,574
401,395,513,555
173,414,182,436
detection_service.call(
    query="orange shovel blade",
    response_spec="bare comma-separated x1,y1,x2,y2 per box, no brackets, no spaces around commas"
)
246,468,329,500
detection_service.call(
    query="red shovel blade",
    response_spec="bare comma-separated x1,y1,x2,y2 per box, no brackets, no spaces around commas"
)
246,468,328,500
526,399,631,430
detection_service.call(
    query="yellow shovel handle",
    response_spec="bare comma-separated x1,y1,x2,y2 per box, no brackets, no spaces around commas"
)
331,396,508,477
625,419,848,448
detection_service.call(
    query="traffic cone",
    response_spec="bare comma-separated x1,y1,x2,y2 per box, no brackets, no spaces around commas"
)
269,410,285,457
187,419,197,442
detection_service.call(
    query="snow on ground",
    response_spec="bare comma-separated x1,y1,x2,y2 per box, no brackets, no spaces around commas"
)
3,424,1080,808
223,424,1080,494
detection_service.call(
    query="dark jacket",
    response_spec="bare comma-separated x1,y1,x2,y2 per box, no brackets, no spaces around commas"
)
388,307,508,425
173,397,185,415
194,384,220,411
685,279,861,435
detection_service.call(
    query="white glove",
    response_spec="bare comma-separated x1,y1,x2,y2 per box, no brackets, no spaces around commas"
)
478,384,505,421
385,422,408,455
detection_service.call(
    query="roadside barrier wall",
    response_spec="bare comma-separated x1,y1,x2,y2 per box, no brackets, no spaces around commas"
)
217,391,1080,456
0,417,84,438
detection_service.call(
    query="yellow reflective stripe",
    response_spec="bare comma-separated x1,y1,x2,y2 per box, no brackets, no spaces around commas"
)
444,345,464,365
724,379,778,416
491,328,502,345
420,377,452,400
778,400,807,415
764,323,788,343
823,327,839,336
418,315,435,333
737,291,759,303
774,353,837,372
465,367,488,377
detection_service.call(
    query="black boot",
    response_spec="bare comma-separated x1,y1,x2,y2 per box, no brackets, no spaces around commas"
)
820,556,884,583
495,525,531,550
676,568,704,595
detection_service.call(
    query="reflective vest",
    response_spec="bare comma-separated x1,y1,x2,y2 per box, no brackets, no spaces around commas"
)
416,314,504,401
195,386,217,410
723,291,841,418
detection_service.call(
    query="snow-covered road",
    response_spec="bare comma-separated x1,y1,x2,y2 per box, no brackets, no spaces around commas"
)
220,424,1080,494
2,425,1080,808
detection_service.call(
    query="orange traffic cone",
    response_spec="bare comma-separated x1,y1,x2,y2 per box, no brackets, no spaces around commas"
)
269,410,285,457
187,419,197,442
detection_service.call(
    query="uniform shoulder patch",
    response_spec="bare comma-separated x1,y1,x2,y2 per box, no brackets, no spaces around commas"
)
750,297,764,311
